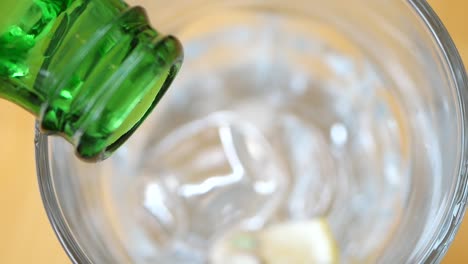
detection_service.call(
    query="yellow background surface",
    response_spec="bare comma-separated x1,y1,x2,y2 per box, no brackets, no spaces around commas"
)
0,0,467,263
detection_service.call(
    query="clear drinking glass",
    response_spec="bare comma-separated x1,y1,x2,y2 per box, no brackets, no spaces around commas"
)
35,0,468,263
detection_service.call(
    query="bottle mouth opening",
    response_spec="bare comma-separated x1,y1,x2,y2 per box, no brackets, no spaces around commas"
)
76,35,184,162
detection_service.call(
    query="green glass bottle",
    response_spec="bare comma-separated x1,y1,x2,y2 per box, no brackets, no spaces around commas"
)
0,0,183,161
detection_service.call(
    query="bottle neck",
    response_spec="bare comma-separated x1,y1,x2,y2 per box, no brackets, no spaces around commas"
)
0,0,75,114
0,0,183,161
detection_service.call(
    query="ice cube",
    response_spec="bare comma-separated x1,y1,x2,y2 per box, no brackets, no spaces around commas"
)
144,112,287,246
279,114,337,219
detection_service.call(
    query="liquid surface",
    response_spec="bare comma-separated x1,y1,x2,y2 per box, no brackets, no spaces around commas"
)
93,12,411,263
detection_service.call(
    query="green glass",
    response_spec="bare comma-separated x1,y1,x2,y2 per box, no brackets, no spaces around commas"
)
0,0,183,161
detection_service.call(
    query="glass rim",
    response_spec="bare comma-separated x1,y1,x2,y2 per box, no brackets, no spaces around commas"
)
408,1,468,262
35,1,468,263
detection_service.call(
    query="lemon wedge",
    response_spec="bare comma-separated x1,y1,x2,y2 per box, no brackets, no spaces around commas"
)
258,220,339,264
210,219,339,264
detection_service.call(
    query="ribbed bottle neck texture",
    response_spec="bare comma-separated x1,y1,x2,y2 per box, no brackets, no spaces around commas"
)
0,0,183,161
